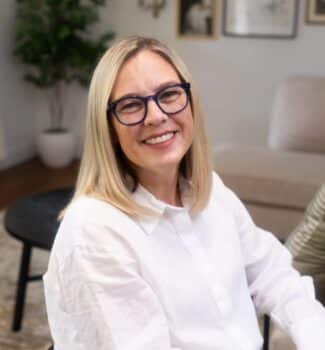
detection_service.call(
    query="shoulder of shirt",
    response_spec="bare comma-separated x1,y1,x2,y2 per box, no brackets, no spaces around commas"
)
53,195,141,255
211,171,224,186
64,195,126,224
210,171,254,232
210,171,243,210
211,171,227,198
65,195,142,233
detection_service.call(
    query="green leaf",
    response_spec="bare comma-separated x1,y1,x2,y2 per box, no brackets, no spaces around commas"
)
14,0,115,89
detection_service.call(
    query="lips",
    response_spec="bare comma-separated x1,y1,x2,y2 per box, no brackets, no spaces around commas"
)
142,131,177,145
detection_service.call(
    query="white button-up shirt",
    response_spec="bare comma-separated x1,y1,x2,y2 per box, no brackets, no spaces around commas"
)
44,173,325,350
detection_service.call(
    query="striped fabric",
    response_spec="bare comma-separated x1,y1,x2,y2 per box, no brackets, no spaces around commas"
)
285,183,325,304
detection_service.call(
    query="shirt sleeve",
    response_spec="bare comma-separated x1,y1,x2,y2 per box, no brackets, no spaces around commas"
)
44,224,181,350
214,174,325,350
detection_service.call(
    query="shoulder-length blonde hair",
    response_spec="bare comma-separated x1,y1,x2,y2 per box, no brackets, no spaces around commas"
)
68,36,212,217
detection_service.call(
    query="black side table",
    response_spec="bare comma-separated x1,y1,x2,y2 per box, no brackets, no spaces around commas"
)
4,188,73,331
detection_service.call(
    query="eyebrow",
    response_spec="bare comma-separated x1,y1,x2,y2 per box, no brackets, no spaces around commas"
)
113,80,181,101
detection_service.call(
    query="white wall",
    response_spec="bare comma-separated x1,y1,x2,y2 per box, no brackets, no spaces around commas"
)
1,0,325,170
0,0,36,169
103,0,325,147
0,1,88,170
0,118,6,161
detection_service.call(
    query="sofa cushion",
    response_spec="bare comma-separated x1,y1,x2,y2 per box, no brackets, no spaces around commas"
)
268,76,325,154
245,203,303,240
213,144,325,209
285,184,325,305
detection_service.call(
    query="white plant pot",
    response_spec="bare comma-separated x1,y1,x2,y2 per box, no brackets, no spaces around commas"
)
37,130,75,168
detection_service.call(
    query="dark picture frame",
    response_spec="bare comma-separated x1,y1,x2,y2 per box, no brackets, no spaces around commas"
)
306,0,325,24
177,0,219,39
223,0,299,39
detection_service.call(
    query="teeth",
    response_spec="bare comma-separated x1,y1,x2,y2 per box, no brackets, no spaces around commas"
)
145,132,174,145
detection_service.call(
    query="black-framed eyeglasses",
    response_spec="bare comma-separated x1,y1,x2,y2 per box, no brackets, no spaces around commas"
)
107,82,191,126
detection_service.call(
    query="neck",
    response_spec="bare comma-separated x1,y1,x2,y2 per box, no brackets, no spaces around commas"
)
137,168,182,207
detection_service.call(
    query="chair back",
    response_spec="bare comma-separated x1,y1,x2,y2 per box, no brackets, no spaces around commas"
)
268,76,325,154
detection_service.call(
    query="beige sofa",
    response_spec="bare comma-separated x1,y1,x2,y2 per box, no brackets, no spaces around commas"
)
214,76,325,349
214,76,325,241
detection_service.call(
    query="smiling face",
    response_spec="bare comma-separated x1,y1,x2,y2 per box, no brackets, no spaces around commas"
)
110,50,194,184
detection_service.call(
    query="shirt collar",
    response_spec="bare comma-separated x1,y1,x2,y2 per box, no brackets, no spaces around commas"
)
131,177,192,235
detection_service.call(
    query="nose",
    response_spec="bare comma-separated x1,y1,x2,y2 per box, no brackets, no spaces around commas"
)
143,97,168,126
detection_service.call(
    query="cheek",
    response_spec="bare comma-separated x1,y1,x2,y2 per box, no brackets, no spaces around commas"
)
119,137,134,160
112,119,128,147
113,123,140,159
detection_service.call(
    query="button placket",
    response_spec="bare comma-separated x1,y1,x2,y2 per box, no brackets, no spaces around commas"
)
169,210,233,321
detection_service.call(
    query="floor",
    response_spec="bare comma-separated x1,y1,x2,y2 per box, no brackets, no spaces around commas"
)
0,157,79,210
0,212,51,350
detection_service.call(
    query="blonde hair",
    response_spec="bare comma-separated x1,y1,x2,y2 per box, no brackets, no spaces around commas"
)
66,36,212,217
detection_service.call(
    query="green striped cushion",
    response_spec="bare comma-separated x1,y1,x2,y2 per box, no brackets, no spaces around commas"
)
285,184,325,305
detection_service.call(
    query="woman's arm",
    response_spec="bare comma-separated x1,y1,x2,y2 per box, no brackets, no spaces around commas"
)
215,174,325,350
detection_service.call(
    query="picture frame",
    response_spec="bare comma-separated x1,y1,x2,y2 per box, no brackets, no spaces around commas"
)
306,0,325,24
177,0,219,39
223,0,299,39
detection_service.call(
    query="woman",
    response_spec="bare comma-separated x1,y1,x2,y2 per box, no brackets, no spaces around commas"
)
44,36,325,350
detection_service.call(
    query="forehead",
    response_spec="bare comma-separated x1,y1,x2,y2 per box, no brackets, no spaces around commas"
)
112,50,180,99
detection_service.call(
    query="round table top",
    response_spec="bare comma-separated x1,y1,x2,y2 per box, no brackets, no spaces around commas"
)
4,188,73,250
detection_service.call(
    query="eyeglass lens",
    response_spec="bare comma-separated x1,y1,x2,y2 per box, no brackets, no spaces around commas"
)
115,84,188,125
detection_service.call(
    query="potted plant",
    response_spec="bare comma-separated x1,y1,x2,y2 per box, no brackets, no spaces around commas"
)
14,0,115,167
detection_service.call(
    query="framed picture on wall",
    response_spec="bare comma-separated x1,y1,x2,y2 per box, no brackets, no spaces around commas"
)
177,0,219,39
223,0,299,39
306,0,325,24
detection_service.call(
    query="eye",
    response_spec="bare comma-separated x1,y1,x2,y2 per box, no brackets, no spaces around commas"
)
158,87,182,103
116,98,144,114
